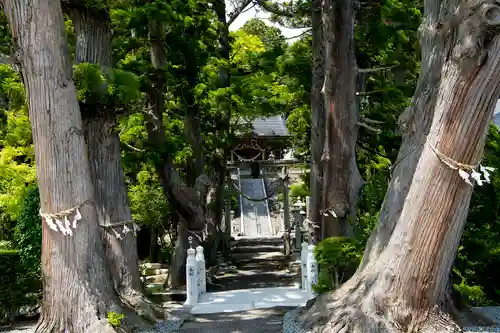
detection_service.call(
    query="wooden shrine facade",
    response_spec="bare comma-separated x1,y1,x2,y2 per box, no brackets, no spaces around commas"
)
230,116,291,176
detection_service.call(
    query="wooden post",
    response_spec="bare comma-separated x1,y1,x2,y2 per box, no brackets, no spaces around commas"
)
296,209,305,251
283,168,291,255
306,196,311,243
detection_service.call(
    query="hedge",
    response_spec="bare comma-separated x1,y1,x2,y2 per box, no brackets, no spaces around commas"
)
0,250,22,323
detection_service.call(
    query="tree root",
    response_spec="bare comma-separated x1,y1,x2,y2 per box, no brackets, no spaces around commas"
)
294,287,463,333
35,312,140,333
120,293,170,322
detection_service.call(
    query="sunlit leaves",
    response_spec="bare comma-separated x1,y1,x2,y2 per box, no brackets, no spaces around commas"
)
73,63,141,105
0,65,34,233
230,30,265,68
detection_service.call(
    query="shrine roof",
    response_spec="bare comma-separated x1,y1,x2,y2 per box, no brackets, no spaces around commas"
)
240,115,289,137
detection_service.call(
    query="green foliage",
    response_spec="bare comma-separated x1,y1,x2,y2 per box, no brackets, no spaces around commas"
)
107,311,125,328
128,164,170,225
0,65,35,239
0,250,22,323
14,186,42,280
73,63,141,106
289,182,308,202
452,125,500,306
0,240,13,250
452,267,489,307
313,237,361,293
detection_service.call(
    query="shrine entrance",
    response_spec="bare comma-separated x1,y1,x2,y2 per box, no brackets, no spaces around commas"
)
224,133,310,255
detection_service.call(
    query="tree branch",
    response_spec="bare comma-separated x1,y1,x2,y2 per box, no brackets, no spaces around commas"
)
360,116,384,125
228,0,253,26
254,0,295,17
0,54,15,65
356,90,387,96
356,121,382,134
284,29,312,40
122,142,145,152
358,65,398,73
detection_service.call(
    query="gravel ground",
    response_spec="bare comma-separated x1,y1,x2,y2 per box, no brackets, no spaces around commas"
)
5,308,500,333
0,309,284,333
280,307,500,333
0,321,37,333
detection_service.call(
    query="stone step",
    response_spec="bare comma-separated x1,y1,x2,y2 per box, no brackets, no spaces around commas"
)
209,273,299,292
231,251,288,263
145,282,164,293
142,274,169,283
232,237,283,247
235,261,289,270
142,268,169,276
150,290,187,303
140,263,166,270
232,244,283,253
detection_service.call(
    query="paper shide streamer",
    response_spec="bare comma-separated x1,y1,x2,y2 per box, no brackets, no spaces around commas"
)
430,144,496,186
108,221,141,240
40,201,85,236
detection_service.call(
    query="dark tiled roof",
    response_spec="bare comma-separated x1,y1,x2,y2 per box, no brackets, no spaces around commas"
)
249,115,289,137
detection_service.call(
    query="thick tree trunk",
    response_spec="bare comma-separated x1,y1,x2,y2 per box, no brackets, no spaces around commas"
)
2,1,124,332
298,1,500,332
308,0,325,244
204,0,232,254
70,6,142,298
184,101,204,188
146,20,204,288
321,0,362,238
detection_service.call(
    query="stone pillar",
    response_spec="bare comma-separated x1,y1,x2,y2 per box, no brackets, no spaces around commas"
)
184,246,198,306
279,208,284,234
196,246,206,295
306,244,318,293
301,242,308,290
224,195,231,232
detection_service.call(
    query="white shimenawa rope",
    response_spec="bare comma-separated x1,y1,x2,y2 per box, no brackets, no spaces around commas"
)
429,143,495,186
40,199,140,238
40,200,90,236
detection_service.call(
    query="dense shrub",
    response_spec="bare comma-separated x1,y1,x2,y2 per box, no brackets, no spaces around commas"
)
0,250,22,323
14,185,42,280
313,237,361,293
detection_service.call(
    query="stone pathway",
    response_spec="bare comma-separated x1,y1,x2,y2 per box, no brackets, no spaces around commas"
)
177,308,287,333
190,287,314,315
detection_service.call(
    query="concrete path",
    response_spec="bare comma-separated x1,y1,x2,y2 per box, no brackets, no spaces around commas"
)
190,287,314,315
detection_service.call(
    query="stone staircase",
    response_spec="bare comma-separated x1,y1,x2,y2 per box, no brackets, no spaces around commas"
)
210,236,300,292
140,263,169,293
140,237,301,303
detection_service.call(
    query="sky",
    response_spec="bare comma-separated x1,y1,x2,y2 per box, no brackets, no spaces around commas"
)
226,0,309,43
